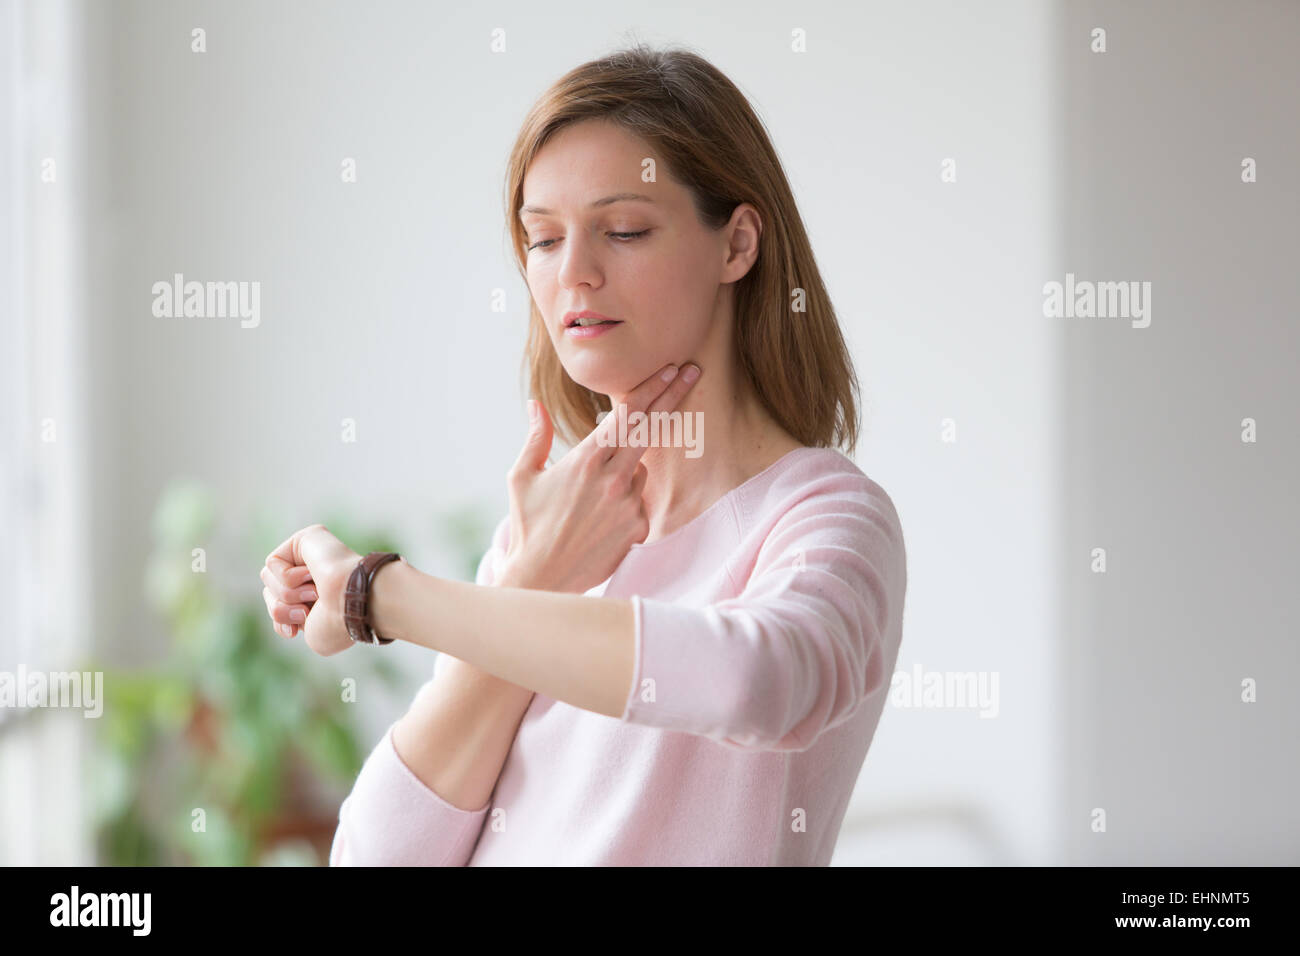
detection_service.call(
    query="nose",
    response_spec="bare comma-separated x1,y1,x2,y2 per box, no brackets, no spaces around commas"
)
556,229,604,292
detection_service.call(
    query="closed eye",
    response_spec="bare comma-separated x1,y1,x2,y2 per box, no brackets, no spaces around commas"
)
526,230,650,252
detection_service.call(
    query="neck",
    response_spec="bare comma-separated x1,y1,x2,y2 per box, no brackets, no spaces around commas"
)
610,360,801,544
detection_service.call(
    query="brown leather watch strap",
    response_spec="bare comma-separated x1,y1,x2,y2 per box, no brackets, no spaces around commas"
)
343,551,403,645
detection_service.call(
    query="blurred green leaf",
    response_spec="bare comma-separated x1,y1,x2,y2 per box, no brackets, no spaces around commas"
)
259,839,320,867
299,710,363,782
97,478,494,866
151,480,216,548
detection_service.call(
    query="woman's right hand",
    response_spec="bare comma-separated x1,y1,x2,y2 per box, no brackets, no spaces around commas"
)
500,362,702,594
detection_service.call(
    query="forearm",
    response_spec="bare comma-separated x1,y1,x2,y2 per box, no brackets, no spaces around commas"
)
370,560,637,718
391,654,535,812
387,565,540,812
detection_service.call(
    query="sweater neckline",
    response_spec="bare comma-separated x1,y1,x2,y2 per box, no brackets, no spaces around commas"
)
626,446,821,553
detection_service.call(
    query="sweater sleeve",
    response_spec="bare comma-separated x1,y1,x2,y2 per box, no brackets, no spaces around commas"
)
329,515,510,866
618,479,906,752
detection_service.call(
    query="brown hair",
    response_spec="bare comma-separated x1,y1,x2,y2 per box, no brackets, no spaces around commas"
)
502,41,860,455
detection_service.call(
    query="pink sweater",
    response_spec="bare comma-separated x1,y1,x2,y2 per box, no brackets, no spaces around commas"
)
329,446,907,866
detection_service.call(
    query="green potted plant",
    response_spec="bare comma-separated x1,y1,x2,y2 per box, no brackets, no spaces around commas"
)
87,479,491,865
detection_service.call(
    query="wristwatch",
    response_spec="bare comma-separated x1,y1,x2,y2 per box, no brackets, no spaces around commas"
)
343,551,403,645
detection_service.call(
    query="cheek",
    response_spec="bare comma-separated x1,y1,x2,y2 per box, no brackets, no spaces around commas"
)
626,245,709,306
524,258,549,291
525,261,559,316
656,255,718,329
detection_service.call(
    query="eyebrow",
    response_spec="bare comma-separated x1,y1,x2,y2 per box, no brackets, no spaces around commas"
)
518,192,656,218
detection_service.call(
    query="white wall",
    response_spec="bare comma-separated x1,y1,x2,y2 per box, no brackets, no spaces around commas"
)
1058,0,1300,864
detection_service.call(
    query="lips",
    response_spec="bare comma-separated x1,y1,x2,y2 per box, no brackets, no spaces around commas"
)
564,310,622,328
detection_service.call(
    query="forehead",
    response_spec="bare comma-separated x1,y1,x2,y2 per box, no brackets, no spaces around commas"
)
520,120,677,215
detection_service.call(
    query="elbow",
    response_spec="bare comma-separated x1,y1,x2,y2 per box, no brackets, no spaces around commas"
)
328,801,353,866
719,615,883,754
328,827,348,866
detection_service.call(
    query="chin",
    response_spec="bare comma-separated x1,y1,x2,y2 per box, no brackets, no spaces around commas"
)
561,355,639,398
566,372,624,399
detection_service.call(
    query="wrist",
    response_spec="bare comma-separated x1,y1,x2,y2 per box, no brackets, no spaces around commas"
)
368,560,461,655
495,555,539,590
366,554,413,644
497,554,579,592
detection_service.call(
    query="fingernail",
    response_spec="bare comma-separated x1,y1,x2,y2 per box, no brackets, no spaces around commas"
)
661,365,679,382
300,589,317,602
290,608,306,623
528,399,538,422
682,364,700,383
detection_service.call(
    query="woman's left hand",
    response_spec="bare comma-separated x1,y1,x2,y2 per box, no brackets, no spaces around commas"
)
261,523,361,657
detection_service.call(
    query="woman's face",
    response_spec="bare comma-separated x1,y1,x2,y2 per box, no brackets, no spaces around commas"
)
519,119,739,398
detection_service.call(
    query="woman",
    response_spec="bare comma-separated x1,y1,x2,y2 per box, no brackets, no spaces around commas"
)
259,43,907,866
